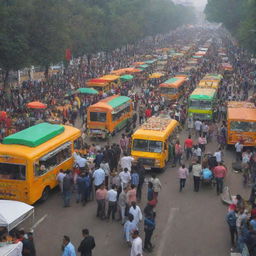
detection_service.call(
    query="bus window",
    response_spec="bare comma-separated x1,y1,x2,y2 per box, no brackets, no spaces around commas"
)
230,121,256,132
190,100,211,109
160,87,177,94
90,112,106,122
112,106,130,121
0,163,26,180
35,142,72,176
133,139,162,153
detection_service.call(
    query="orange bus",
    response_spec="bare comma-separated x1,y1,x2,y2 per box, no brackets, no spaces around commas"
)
159,76,187,100
0,123,81,204
87,75,120,94
227,101,256,146
87,95,133,138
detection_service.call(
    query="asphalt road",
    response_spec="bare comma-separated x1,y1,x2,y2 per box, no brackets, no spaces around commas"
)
24,123,251,256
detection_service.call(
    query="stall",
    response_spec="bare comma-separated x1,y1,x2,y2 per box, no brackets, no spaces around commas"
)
0,200,34,232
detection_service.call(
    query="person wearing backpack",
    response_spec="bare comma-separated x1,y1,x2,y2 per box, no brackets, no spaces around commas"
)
226,204,238,249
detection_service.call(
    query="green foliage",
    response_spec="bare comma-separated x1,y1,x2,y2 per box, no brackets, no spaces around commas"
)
28,0,70,69
0,0,32,72
0,0,196,89
205,0,256,54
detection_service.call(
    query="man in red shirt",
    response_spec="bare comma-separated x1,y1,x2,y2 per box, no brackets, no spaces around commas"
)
184,135,193,160
213,163,227,195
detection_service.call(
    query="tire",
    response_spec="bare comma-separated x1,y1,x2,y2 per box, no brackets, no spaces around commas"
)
40,186,50,202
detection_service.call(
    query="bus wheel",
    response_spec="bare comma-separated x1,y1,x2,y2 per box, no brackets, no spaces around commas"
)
159,166,165,173
41,186,50,202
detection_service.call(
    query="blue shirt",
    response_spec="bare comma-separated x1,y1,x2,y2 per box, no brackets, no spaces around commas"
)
131,173,139,186
250,219,256,231
202,168,213,180
124,220,138,242
62,242,76,256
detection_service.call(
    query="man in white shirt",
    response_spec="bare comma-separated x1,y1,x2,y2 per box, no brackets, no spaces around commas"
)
235,140,243,162
120,153,134,171
119,168,131,189
129,201,142,226
106,184,118,220
195,145,202,162
130,230,143,256
93,166,105,190
56,169,65,193
74,152,87,168
194,119,202,137
214,148,222,163
202,122,209,137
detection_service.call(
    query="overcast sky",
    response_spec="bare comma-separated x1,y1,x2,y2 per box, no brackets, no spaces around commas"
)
193,0,207,9
172,0,207,10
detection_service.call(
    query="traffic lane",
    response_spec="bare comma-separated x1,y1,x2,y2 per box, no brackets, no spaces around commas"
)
153,164,229,256
148,128,244,256
31,128,251,255
32,190,136,256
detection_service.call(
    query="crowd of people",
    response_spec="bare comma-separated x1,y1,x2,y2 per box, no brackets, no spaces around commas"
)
1,24,256,256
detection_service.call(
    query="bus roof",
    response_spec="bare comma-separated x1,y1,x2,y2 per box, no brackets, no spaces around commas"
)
160,77,186,88
228,107,256,122
203,73,223,80
227,101,255,108
89,95,131,111
132,116,178,140
99,75,120,81
189,88,216,100
3,123,64,147
0,125,81,159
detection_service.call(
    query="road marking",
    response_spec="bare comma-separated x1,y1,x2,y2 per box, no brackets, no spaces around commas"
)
31,214,48,230
157,207,179,256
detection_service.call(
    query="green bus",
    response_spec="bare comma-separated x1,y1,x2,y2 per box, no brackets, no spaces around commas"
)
188,88,217,120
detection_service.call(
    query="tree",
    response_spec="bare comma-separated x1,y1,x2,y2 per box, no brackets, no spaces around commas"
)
205,0,256,55
0,0,32,91
29,0,70,77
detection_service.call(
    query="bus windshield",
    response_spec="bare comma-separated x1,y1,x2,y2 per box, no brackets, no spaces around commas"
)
160,87,177,94
190,100,212,110
230,121,256,132
0,163,26,180
90,112,106,122
133,139,163,153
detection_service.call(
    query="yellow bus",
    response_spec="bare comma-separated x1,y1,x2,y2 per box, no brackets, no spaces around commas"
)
87,75,120,94
159,76,187,101
87,95,133,139
131,116,179,170
227,101,256,146
198,74,223,90
0,123,81,204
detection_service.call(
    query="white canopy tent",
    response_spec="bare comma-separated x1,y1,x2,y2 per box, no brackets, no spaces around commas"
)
0,242,23,256
0,200,34,232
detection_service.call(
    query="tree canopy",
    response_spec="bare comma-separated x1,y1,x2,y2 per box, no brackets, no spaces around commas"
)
205,0,256,55
0,0,196,88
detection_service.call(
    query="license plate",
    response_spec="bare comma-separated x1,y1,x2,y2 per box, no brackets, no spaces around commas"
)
92,130,102,133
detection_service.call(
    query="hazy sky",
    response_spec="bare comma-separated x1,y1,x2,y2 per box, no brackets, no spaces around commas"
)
173,0,207,10
193,0,207,9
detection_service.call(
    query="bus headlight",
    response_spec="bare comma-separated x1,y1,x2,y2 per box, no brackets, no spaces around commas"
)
155,159,160,166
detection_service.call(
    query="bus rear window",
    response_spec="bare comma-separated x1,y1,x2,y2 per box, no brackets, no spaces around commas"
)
90,112,106,122
160,87,177,94
133,139,162,153
190,100,211,109
0,163,26,180
230,121,256,132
